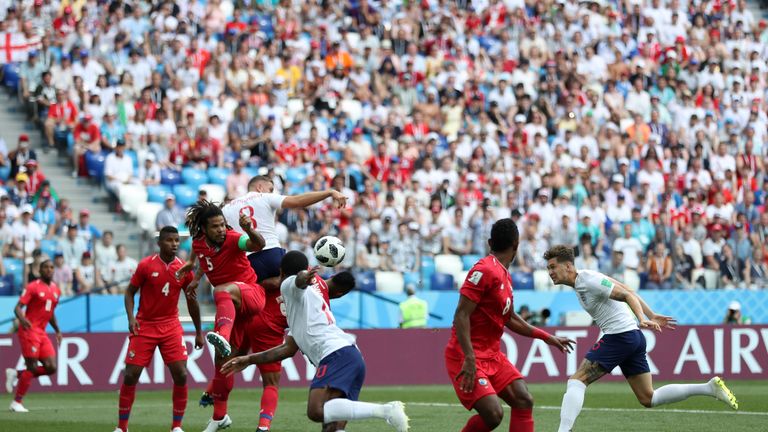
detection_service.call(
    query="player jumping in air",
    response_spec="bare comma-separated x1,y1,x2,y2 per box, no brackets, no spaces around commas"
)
6,260,62,413
113,226,204,432
542,245,739,432
198,175,346,431
221,251,410,432
184,200,267,431
446,218,574,432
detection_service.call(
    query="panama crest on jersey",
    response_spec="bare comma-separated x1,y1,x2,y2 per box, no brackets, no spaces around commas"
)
478,378,488,386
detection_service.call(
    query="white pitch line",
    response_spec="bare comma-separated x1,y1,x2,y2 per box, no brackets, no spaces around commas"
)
404,402,768,417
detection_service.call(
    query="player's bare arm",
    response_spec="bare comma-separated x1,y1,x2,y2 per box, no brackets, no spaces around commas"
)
238,213,266,252
125,283,140,335
452,295,478,393
295,267,319,290
14,301,31,329
282,189,347,209
608,284,662,332
505,312,575,353
606,276,676,330
221,336,300,376
49,313,62,345
184,284,204,349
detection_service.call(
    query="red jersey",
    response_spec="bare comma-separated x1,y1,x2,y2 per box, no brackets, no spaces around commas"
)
73,122,101,144
48,101,78,124
446,255,513,359
18,280,61,331
130,255,193,325
192,230,258,287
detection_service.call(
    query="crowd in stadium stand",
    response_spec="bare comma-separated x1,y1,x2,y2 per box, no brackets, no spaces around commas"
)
1,0,768,294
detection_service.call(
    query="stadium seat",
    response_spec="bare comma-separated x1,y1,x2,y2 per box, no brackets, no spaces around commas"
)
181,167,209,188
173,184,198,208
375,271,404,294
160,169,183,186
0,274,13,295
40,239,61,258
340,99,363,122
534,270,555,291
243,167,260,179
703,270,719,290
0,165,10,181
3,63,20,91
430,272,455,291
118,184,148,218
84,151,107,181
403,272,421,290
285,167,307,185
126,149,138,168
356,271,376,292
146,185,172,203
454,270,469,289
207,167,231,186
137,202,163,233
287,99,305,118
564,311,594,326
3,258,24,290
623,269,641,291
461,254,482,270
199,184,225,203
511,272,534,290
435,254,463,275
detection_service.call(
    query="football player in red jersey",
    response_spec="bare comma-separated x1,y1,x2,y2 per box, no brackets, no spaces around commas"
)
445,218,575,432
113,226,203,432
5,260,61,413
183,200,267,431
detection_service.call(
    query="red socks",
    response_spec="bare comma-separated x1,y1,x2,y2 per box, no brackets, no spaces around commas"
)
14,370,34,403
509,408,533,432
117,384,137,431
213,291,236,341
172,384,187,429
211,370,234,420
258,385,279,429
462,414,492,432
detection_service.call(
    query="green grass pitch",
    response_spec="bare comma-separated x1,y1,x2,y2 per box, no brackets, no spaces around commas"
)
1,382,766,431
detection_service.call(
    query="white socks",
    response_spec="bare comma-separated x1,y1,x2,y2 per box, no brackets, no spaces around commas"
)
651,382,715,407
323,399,389,423
558,379,587,432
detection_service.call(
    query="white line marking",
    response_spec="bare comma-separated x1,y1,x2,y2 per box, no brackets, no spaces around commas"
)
405,402,768,417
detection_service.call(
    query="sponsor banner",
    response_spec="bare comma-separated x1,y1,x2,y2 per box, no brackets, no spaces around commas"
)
0,326,766,392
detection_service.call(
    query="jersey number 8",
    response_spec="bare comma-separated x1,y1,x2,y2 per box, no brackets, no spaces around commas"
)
240,206,258,229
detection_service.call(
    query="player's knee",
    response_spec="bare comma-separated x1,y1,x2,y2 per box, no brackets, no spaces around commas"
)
44,363,56,375
172,369,187,386
306,404,325,423
482,405,504,428
509,390,534,409
123,370,141,385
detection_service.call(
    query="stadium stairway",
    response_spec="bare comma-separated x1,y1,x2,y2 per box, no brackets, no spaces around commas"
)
0,96,142,263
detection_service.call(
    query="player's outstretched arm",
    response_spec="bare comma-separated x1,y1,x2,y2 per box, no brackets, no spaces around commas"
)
124,284,140,336
221,336,300,376
238,213,266,252
282,189,347,210
608,284,664,332
184,286,204,349
453,295,479,393
505,312,575,353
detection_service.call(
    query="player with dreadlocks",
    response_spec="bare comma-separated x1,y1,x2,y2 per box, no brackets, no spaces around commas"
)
184,199,267,431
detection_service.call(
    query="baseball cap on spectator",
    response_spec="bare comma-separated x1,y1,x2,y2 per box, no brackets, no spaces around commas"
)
80,209,90,217
16,172,29,183
537,189,550,198
165,194,176,201
618,158,630,166
20,204,33,214
711,224,723,232
25,160,38,167
19,134,29,143
28,50,38,58
64,6,73,14
617,194,626,200
82,251,92,259
611,174,624,183
514,114,526,123
80,49,89,57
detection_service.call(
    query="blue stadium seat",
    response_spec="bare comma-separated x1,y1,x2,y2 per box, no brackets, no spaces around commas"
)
403,272,421,289
511,272,534,290
173,184,198,208
285,167,307,185
430,272,455,291
327,151,342,162
0,274,13,295
3,63,20,91
420,256,436,287
84,151,107,181
461,255,482,270
243,167,260,179
207,167,231,186
147,185,172,203
160,169,183,186
181,167,209,188
40,239,60,258
356,271,376,292
126,150,138,168
3,258,24,290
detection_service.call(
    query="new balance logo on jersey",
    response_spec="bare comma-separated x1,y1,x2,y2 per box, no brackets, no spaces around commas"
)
468,271,483,285
151,272,159,277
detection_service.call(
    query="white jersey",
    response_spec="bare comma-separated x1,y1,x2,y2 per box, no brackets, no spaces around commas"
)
281,275,356,366
222,192,286,250
574,270,638,335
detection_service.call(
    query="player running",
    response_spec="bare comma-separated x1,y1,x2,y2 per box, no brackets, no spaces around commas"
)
446,218,574,432
221,251,410,432
202,175,346,431
113,226,203,432
5,260,62,413
542,245,739,432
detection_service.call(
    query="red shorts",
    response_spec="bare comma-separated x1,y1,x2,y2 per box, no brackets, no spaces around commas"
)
248,315,286,374
125,321,187,367
445,348,523,410
236,282,265,316
18,328,55,359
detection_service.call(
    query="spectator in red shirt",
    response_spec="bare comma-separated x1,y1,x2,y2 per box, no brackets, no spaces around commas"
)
72,114,101,177
134,88,158,121
43,89,77,151
365,144,390,183
189,127,222,168
23,160,45,195
52,6,76,38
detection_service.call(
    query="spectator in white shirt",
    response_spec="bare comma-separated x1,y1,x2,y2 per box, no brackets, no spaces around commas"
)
137,153,161,185
11,204,42,259
94,231,117,272
612,224,643,270
107,244,137,293
703,224,727,270
104,140,135,197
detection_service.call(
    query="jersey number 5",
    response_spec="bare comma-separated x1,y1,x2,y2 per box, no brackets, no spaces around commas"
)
162,282,170,296
205,256,214,271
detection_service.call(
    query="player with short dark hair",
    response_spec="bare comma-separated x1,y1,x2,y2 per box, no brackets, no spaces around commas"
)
113,226,203,432
221,251,409,432
446,218,575,431
184,200,268,431
5,260,61,413
543,244,738,432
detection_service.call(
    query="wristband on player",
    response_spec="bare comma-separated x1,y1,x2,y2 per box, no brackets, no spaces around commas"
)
531,328,552,341
238,234,249,251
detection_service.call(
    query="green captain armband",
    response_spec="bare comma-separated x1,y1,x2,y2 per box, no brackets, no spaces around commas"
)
238,234,249,251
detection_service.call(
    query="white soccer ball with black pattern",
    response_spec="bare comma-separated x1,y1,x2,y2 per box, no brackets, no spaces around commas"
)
313,236,346,267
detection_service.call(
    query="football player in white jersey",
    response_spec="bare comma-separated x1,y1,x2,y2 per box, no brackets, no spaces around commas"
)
221,251,410,432
543,245,738,432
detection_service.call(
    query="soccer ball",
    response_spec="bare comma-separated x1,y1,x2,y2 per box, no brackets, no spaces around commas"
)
314,236,346,267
